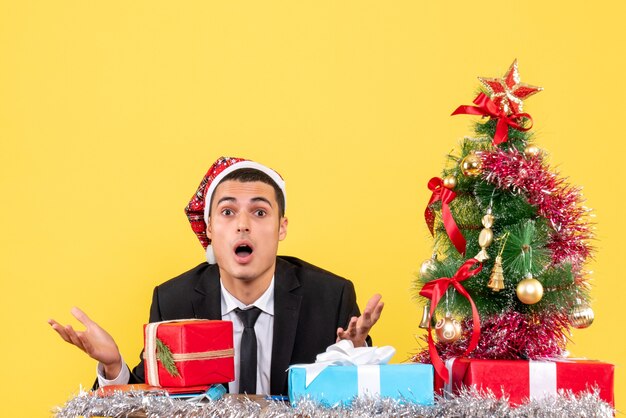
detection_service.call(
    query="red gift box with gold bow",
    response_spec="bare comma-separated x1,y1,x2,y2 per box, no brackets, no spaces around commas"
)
143,320,234,388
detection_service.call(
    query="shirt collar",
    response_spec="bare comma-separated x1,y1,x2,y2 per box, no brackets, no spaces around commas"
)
220,276,275,316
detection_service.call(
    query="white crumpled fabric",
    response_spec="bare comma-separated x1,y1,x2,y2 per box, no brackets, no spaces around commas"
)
289,339,396,387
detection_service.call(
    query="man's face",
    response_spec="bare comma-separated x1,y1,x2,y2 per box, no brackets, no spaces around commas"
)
207,180,288,283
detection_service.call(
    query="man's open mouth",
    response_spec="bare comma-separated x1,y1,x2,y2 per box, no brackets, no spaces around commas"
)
234,244,253,258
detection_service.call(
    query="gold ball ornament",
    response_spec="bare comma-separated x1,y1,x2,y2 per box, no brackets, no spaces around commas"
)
569,300,595,329
524,144,542,158
516,276,544,304
419,257,437,279
435,316,462,343
442,175,457,189
461,153,483,177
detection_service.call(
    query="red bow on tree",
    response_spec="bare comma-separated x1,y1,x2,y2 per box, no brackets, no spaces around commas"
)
419,259,483,383
451,93,533,145
425,177,466,255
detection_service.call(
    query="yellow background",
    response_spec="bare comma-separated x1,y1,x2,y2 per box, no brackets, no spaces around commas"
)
1,1,624,415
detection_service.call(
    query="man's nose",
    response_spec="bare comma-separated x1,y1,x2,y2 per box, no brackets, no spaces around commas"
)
237,214,250,233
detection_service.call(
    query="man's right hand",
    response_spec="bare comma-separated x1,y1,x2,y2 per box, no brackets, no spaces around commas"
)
48,307,123,379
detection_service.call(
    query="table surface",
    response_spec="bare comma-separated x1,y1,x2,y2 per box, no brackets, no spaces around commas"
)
123,394,273,417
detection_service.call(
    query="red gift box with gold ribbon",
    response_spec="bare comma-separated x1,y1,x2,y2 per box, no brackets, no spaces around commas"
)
143,320,235,388
435,358,614,406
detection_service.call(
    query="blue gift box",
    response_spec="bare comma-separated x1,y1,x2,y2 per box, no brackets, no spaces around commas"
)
288,363,434,407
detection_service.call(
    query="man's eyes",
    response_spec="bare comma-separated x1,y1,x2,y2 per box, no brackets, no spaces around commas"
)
220,208,268,216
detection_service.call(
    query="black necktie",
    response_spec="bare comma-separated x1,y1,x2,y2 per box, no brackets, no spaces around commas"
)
234,306,262,394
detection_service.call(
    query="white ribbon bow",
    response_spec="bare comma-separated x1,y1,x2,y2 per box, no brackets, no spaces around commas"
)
290,339,396,387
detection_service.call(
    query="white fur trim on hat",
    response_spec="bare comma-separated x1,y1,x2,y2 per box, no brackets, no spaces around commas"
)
202,160,287,224
206,244,217,265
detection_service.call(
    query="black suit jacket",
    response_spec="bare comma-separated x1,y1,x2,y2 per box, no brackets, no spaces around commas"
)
129,256,366,395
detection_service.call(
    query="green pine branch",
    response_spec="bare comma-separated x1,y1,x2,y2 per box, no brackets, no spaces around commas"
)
156,338,180,378
501,219,550,277
474,118,533,151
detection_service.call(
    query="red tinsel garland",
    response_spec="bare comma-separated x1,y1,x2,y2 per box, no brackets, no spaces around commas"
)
481,148,593,274
412,310,570,363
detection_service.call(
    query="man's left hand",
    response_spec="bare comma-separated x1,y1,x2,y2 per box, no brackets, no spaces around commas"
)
336,293,384,347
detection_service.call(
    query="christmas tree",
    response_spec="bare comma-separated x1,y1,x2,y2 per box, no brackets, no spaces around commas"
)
412,61,595,379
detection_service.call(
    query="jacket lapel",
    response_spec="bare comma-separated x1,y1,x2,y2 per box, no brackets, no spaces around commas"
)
191,263,222,320
270,258,302,395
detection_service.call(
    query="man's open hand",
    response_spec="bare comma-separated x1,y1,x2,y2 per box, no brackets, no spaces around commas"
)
48,307,122,378
336,293,384,347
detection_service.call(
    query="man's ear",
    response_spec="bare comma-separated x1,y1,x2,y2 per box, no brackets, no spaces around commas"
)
278,217,288,241
206,218,212,239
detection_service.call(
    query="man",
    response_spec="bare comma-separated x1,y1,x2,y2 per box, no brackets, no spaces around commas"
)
49,157,383,395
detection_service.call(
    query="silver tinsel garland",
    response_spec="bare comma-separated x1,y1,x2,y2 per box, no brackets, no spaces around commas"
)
53,387,614,418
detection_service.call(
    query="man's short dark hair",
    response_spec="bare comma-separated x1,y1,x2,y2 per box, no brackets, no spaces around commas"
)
209,168,286,217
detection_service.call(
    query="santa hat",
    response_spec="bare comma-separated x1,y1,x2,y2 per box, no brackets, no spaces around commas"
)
184,157,286,264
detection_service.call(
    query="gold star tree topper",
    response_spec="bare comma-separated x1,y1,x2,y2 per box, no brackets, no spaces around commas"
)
478,60,543,115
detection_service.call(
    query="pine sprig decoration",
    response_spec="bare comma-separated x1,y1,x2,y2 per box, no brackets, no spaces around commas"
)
501,219,550,277
156,338,180,377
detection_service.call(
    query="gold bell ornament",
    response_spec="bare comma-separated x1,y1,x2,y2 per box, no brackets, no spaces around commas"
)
435,315,462,343
516,273,544,304
461,152,483,177
568,298,594,329
475,208,494,262
419,303,431,329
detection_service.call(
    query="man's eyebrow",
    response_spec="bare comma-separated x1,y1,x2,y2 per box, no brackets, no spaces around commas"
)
251,197,273,207
216,196,273,206
216,196,236,205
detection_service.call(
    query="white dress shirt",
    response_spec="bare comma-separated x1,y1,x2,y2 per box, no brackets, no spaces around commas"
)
221,277,274,395
97,276,275,395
